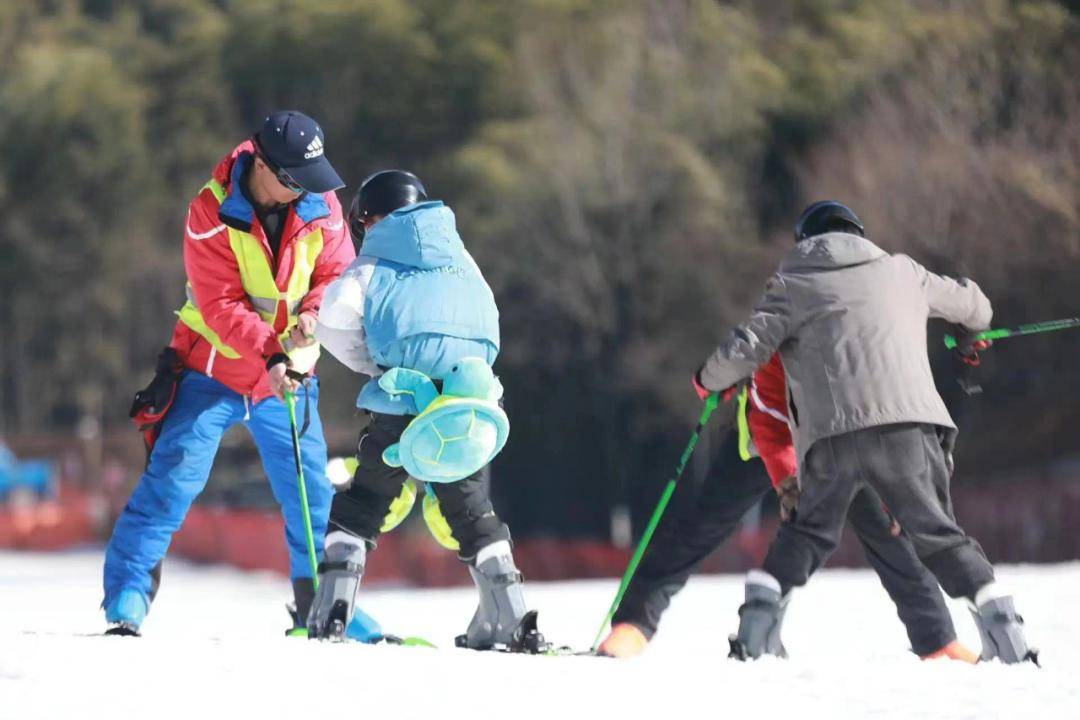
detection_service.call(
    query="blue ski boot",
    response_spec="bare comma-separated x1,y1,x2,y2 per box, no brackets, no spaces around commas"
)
346,606,385,643
104,588,148,636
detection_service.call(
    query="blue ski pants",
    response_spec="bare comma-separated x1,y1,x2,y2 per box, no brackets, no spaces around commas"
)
103,371,331,607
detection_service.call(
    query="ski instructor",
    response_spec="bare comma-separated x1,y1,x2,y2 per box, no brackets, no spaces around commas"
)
696,200,1036,664
103,111,354,635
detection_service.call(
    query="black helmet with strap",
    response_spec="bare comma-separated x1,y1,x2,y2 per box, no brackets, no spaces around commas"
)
793,200,865,242
348,170,428,240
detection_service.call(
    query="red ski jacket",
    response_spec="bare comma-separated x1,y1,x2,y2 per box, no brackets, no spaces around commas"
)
169,141,355,402
747,353,798,487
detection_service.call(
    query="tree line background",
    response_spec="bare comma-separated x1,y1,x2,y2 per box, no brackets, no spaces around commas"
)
1,0,1078,540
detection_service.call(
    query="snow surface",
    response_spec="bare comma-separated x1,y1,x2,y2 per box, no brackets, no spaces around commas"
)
1,551,1076,720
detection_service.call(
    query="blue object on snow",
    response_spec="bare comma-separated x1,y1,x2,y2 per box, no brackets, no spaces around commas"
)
105,588,149,629
346,606,385,643
17,460,57,498
0,442,16,472
0,442,57,501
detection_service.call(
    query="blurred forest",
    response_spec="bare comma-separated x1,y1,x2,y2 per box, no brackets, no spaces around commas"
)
1,0,1078,539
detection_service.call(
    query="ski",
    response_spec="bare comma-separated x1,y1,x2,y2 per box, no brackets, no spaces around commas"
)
378,634,438,648
299,610,599,656
452,611,601,657
104,624,141,637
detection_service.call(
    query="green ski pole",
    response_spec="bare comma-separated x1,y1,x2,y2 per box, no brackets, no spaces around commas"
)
591,391,721,652
285,389,320,591
944,317,1080,349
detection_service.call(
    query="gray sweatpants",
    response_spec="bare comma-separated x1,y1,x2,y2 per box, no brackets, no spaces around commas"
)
763,422,995,602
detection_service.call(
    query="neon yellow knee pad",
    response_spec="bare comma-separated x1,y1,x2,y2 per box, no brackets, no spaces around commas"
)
327,457,459,550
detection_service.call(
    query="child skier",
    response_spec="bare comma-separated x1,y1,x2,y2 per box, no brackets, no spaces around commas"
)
599,352,977,662
311,170,539,650
696,200,1036,664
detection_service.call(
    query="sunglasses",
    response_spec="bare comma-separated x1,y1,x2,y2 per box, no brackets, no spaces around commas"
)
251,136,304,194
258,153,304,194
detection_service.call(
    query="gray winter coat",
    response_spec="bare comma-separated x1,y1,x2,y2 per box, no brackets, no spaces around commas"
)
699,232,992,466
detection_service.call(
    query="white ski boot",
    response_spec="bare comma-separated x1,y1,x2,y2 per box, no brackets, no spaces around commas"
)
307,531,368,641
456,541,548,653
969,584,1039,665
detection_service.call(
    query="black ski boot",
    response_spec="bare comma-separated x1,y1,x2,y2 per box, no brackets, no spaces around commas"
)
729,570,789,661
285,578,316,637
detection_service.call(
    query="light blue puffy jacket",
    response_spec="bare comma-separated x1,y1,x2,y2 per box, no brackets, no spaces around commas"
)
315,201,500,415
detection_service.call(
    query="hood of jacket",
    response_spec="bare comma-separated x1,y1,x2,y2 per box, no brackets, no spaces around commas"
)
780,232,888,274
359,201,462,269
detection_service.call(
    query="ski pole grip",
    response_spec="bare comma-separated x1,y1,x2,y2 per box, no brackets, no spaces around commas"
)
945,327,1015,349
943,330,991,350
702,392,720,419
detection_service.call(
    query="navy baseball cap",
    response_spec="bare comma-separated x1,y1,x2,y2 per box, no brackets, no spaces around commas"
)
254,111,344,194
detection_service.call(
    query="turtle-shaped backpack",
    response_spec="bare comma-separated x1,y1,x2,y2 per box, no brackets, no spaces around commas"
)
378,357,509,483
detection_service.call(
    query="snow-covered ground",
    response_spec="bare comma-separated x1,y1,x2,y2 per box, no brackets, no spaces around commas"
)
1,551,1076,720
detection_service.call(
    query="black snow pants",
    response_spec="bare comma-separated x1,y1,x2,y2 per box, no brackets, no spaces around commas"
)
327,411,511,560
613,430,958,656
763,422,995,605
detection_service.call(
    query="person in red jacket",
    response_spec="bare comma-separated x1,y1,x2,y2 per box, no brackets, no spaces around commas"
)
599,353,976,662
103,111,355,636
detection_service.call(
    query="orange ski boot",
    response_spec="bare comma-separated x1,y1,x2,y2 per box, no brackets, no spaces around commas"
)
598,623,649,658
921,640,979,664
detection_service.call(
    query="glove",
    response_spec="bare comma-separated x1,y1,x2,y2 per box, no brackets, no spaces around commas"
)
954,327,992,367
692,369,738,402
288,311,318,349
266,353,301,401
775,475,800,523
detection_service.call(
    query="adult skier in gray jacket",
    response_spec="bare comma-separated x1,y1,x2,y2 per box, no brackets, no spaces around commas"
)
697,201,1036,664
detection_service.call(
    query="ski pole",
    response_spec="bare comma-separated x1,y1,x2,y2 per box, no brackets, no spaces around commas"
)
944,317,1080,349
285,389,320,590
591,391,721,652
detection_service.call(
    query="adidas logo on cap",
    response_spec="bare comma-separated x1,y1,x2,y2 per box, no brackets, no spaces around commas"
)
304,135,324,159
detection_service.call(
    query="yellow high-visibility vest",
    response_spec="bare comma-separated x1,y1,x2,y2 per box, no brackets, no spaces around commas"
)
177,178,322,374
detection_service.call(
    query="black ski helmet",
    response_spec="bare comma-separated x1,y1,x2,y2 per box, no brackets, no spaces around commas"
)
348,170,428,240
793,201,865,242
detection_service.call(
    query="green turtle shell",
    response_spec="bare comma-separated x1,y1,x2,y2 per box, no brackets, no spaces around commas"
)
392,395,509,483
